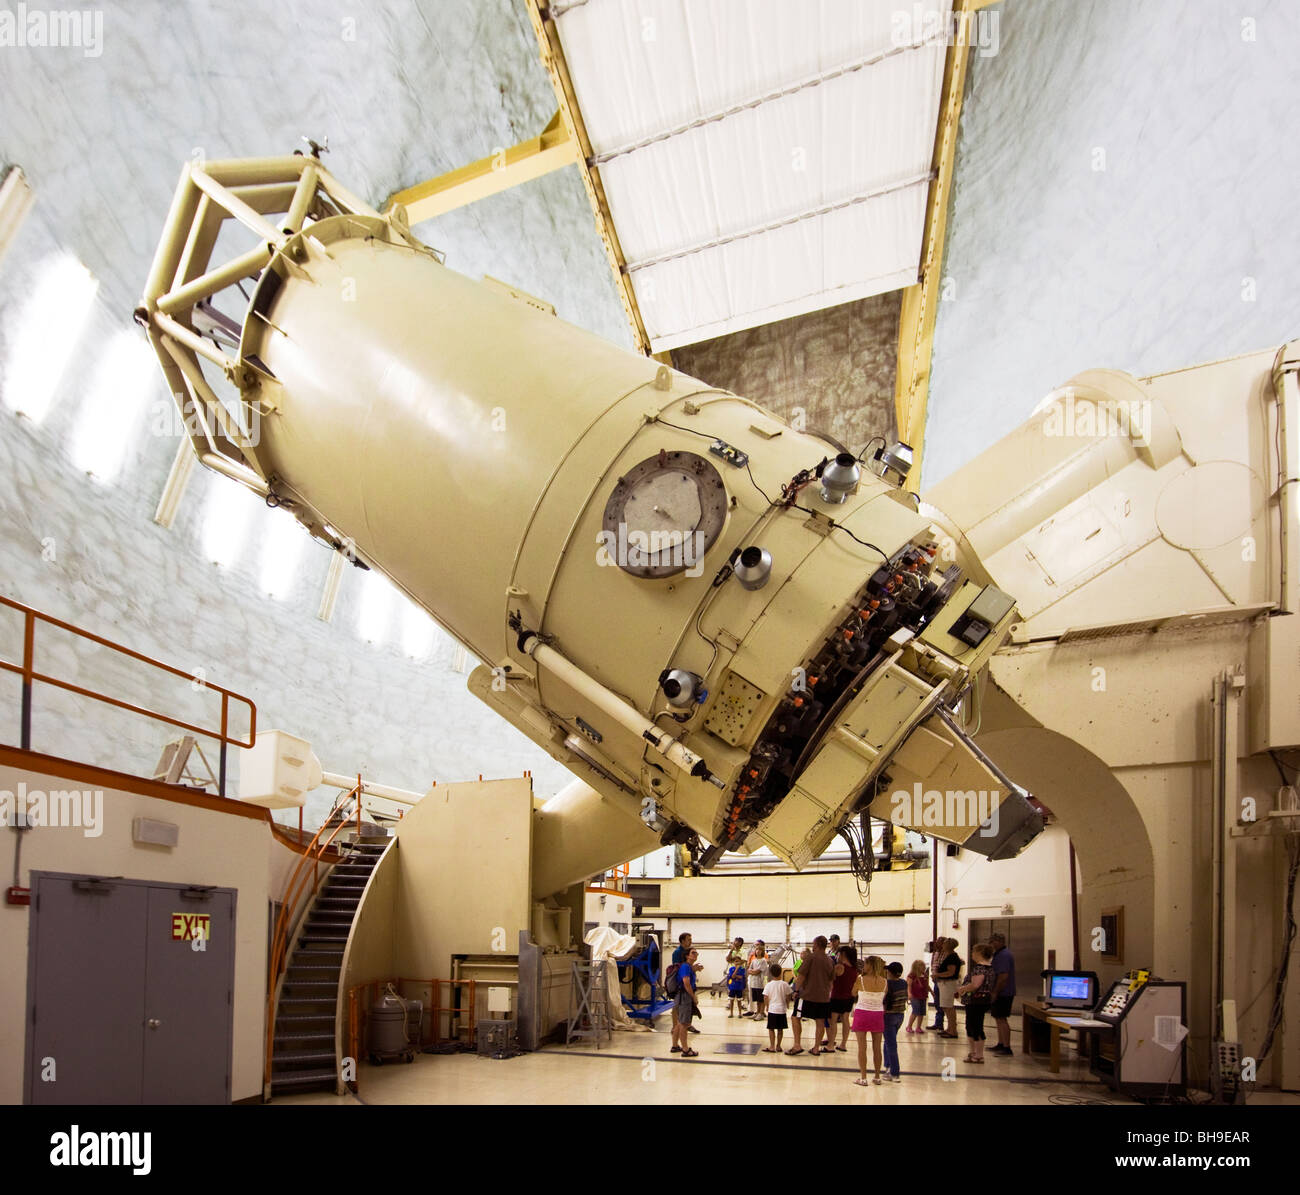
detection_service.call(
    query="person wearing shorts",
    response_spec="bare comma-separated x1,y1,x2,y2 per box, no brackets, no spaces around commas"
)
906,959,929,1034
671,933,703,1035
786,951,808,1055
671,948,700,1058
799,936,837,1054
934,938,963,1038
851,955,888,1085
761,963,793,1052
989,932,1016,1055
829,943,859,1050
746,942,768,1018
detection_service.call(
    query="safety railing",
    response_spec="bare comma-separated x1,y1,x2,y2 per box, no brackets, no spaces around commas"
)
265,779,363,1086
0,593,256,796
344,977,478,1092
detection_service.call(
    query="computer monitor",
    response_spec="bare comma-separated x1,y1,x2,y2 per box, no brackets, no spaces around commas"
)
1042,970,1099,1010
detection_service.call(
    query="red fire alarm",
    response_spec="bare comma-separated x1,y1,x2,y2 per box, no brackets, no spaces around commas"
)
5,886,31,906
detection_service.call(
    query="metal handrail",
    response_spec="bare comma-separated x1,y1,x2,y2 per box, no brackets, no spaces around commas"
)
0,593,256,796
265,778,363,1087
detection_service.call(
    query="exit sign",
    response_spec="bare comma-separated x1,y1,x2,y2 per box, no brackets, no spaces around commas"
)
171,912,210,940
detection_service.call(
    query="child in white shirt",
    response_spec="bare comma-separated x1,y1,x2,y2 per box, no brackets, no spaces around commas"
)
761,963,794,1052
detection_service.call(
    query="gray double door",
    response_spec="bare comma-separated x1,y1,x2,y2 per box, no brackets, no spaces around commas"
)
26,873,236,1104
968,915,1044,1014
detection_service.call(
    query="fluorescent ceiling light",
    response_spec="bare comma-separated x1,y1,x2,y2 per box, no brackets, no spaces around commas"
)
260,510,305,600
357,570,394,645
201,476,258,568
400,597,438,659
69,330,158,482
2,254,99,423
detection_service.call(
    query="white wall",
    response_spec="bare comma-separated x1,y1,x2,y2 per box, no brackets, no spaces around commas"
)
925,0,1300,487
0,0,626,833
933,824,1075,991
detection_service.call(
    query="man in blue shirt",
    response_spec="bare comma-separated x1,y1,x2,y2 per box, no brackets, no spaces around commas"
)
670,948,700,1057
670,932,702,1034
989,932,1016,1056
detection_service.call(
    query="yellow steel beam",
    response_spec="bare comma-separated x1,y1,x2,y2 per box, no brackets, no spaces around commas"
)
894,0,990,491
524,0,651,355
385,111,577,224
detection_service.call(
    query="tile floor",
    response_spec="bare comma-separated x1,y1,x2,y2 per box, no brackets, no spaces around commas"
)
275,999,1242,1106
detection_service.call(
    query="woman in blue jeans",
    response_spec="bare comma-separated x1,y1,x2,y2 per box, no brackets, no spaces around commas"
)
883,962,909,1081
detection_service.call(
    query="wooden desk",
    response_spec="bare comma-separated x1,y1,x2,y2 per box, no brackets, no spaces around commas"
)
1021,1001,1098,1073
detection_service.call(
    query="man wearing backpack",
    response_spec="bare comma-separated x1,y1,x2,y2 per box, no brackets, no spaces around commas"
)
670,948,701,1058
670,932,703,1034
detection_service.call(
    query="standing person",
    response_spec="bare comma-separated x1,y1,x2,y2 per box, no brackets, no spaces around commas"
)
671,948,701,1058
882,962,908,1081
988,931,1017,1056
746,942,768,1018
827,934,842,962
955,943,995,1063
905,960,930,1034
671,932,703,1034
761,962,794,1053
726,936,746,966
785,948,810,1055
800,936,837,1055
934,938,963,1038
829,943,859,1051
851,955,888,1085
928,938,946,1031
725,957,748,1016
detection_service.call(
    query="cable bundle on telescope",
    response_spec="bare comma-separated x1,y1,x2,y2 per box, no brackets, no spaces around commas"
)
838,808,875,901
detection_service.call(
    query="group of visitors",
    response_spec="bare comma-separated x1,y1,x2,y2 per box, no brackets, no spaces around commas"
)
924,931,1017,1062
664,929,1017,1083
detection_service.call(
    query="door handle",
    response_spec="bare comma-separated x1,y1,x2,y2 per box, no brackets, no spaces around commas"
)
147,1018,161,1029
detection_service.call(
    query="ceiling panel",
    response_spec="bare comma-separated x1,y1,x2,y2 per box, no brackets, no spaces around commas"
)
554,0,951,351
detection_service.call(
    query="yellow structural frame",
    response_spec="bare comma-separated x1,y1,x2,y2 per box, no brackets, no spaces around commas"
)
524,0,651,355
894,0,998,491
385,111,577,225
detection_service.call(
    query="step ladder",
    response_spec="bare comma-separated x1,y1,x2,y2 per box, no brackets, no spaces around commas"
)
566,960,612,1048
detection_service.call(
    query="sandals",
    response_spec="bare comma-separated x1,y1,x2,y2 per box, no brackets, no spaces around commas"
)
761,1046,778,1053
680,1049,699,1058
964,1055,984,1063
835,1045,848,1052
854,1077,871,1086
785,1047,804,1055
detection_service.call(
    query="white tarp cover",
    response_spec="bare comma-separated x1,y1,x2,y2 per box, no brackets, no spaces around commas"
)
584,925,642,1029
554,0,951,350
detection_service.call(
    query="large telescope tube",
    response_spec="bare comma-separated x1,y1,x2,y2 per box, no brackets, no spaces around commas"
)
138,156,1042,883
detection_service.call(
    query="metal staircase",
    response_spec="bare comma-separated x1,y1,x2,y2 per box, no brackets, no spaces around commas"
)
269,839,386,1095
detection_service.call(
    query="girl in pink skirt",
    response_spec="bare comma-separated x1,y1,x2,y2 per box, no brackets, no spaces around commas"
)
851,955,888,1085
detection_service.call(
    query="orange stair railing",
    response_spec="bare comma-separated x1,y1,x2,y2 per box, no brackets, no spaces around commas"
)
265,778,363,1086
0,593,256,796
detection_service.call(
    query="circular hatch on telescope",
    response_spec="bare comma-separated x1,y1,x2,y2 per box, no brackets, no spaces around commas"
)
602,450,727,579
